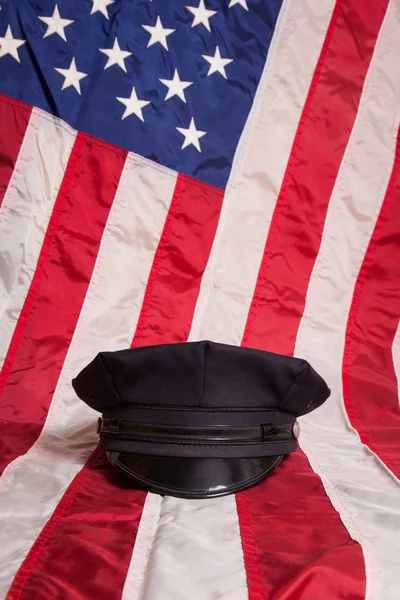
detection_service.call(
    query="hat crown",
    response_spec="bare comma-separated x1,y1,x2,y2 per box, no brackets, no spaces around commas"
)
72,340,330,417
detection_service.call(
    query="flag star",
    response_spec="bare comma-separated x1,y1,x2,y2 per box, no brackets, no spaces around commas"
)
38,5,74,42
177,118,206,152
91,0,114,19
202,46,233,79
117,87,150,121
0,25,25,63
142,16,175,51
160,69,193,103
99,37,132,72
229,0,249,9
186,0,217,32
55,58,87,94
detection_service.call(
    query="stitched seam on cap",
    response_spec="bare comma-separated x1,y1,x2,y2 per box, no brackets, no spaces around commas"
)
281,361,309,408
99,353,124,404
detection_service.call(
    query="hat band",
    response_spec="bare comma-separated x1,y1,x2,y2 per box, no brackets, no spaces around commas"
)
101,406,293,427
97,418,299,444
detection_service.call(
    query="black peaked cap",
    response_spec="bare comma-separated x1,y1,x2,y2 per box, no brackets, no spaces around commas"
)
72,341,330,498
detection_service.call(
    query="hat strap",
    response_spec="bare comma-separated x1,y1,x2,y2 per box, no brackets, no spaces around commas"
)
97,418,298,445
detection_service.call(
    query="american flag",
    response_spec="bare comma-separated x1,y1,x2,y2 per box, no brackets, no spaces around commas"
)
0,0,399,598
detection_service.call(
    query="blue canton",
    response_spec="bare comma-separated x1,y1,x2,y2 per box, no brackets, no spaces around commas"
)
0,0,283,188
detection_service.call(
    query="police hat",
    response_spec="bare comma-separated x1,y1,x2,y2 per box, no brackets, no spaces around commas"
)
72,341,330,499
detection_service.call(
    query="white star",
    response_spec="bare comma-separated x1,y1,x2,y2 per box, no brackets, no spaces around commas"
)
229,0,249,9
176,118,206,152
55,58,87,94
186,0,217,32
99,38,132,72
38,5,74,42
117,87,150,121
160,69,193,103
0,25,25,63
142,16,175,51
202,46,233,79
91,0,114,19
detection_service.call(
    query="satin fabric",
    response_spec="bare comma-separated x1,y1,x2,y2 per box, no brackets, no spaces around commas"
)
2,0,400,598
236,453,365,600
0,123,126,474
0,95,30,207
0,143,229,598
343,129,400,479
6,449,148,600
0,0,283,188
0,149,179,595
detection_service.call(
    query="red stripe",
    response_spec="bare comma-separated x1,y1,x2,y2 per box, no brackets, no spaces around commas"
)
7,176,223,600
237,453,366,600
343,128,400,479
236,0,390,595
242,0,389,356
6,448,147,600
133,174,224,347
0,133,127,474
0,95,31,207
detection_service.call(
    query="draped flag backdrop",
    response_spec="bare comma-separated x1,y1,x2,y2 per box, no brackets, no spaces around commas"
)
0,0,399,598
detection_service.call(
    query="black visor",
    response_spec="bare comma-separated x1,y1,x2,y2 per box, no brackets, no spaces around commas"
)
106,452,283,499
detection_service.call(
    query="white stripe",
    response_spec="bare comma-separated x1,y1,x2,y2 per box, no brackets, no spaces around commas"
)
122,494,163,600
129,1,336,598
0,108,76,368
294,3,400,599
189,0,336,344
393,320,400,406
139,496,246,600
0,155,177,597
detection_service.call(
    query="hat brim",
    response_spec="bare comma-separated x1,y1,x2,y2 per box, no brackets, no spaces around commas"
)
106,452,283,499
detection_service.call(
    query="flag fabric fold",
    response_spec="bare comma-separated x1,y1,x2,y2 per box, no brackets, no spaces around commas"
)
1,0,399,598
